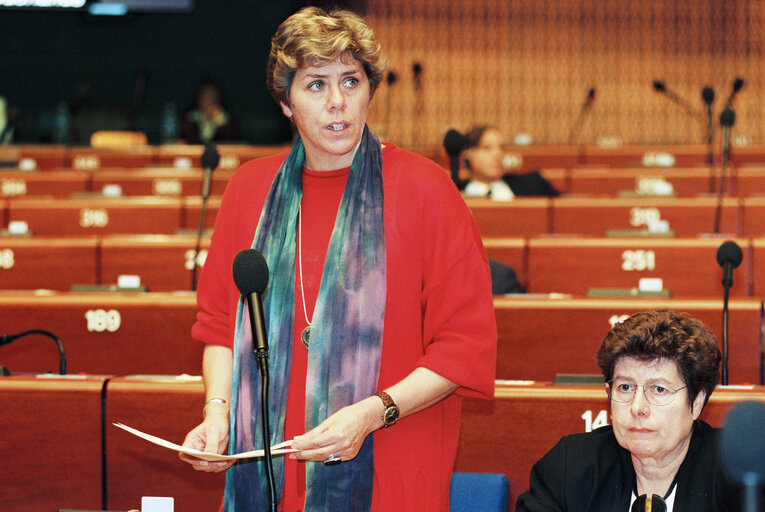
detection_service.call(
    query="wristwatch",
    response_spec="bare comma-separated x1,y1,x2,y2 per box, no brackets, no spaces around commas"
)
376,391,399,427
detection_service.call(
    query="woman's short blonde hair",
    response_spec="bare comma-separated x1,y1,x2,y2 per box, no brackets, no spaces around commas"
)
266,6,386,106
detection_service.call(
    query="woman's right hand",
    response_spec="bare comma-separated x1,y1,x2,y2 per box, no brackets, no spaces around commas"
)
179,408,233,473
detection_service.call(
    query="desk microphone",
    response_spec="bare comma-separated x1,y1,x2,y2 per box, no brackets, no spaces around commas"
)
714,108,736,234
719,401,765,512
567,87,596,145
652,80,700,121
723,77,745,110
716,240,743,385
0,329,66,375
191,144,220,291
232,248,276,512
702,86,715,179
443,129,465,187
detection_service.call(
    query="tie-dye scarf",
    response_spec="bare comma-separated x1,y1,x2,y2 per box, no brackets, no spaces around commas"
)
224,126,386,512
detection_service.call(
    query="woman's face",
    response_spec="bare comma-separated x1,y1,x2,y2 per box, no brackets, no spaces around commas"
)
610,356,705,466
467,128,505,181
280,54,370,171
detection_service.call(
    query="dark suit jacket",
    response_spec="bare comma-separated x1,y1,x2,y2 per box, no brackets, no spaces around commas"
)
515,421,739,512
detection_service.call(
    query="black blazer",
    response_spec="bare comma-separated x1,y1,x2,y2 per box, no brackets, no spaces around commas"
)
515,421,740,512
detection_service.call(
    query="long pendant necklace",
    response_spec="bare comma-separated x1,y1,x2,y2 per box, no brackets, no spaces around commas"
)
298,207,313,349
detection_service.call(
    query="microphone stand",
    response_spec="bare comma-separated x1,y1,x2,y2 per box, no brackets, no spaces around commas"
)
721,279,732,386
714,109,735,235
244,295,277,512
0,329,66,375
191,145,220,291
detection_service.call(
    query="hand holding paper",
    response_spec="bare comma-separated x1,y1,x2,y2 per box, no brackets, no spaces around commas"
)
113,422,297,462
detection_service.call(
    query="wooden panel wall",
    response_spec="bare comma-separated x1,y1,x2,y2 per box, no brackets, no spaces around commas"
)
365,1,765,154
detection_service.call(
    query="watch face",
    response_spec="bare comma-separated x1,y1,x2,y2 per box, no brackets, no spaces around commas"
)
383,406,399,426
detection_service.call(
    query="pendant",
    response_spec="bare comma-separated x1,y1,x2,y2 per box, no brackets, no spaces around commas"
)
301,326,311,349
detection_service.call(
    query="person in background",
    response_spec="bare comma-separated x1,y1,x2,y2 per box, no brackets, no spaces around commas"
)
460,125,559,200
516,309,739,511
180,78,240,144
179,7,496,512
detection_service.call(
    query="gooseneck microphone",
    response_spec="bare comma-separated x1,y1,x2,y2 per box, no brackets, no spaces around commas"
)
232,248,276,512
716,241,743,385
0,329,66,375
652,80,700,121
719,401,765,512
714,108,736,234
723,77,745,109
191,144,220,291
443,129,466,188
702,86,715,172
568,87,596,145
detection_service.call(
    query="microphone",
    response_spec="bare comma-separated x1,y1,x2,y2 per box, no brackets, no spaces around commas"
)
232,249,269,356
200,144,220,201
723,77,745,109
719,401,765,512
716,241,743,385
443,129,466,188
0,329,66,375
232,248,276,511
191,144,220,291
652,80,700,121
568,87,596,144
714,108,736,234
702,86,715,169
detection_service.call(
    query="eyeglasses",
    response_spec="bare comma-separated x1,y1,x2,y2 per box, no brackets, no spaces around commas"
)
605,379,687,406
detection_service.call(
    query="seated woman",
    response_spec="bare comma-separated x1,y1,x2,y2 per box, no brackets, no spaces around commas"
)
516,309,735,511
459,125,560,200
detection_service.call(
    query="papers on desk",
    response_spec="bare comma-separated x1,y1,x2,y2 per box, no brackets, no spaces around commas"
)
113,422,297,461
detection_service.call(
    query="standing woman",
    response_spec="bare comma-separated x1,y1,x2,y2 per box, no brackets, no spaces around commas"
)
180,7,497,512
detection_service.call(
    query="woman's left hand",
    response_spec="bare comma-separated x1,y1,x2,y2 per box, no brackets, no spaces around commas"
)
290,396,383,463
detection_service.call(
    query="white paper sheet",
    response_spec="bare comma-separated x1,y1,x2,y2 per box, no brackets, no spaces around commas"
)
113,422,297,462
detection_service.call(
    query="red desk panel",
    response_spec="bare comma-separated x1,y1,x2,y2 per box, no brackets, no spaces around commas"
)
183,196,221,232
100,234,211,292
0,291,201,375
466,198,550,238
550,196,740,236
566,167,716,197
493,297,763,384
0,375,107,511
483,238,528,286
749,238,765,296
456,383,765,506
0,170,91,198
581,144,708,168
105,376,225,511
0,236,98,290
68,146,155,170
526,237,751,297
741,197,765,236
8,196,184,235
155,144,288,169
0,145,68,169
92,168,235,198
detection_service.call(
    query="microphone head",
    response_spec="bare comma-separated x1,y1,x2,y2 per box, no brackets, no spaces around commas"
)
412,62,423,77
719,401,765,484
587,87,596,100
701,86,715,105
443,129,466,156
201,144,220,172
232,249,269,295
719,108,736,128
716,240,743,268
732,77,744,93
652,80,666,93
386,71,397,86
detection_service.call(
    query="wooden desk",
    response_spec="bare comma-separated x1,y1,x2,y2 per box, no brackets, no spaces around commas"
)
483,238,528,285
0,145,68,169
0,170,91,198
455,382,765,505
105,376,224,511
154,144,288,169
0,236,98,290
741,197,765,236
493,297,764,384
68,147,155,170
526,237,751,297
466,198,550,238
581,144,709,168
183,196,221,232
749,237,765,296
8,196,184,235
550,196,740,236
0,374,107,511
0,291,201,375
92,168,234,198
100,234,211,292
566,167,715,196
